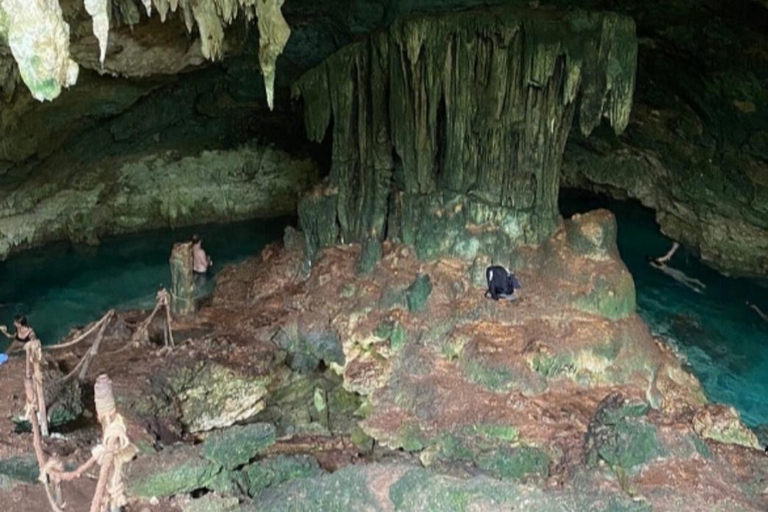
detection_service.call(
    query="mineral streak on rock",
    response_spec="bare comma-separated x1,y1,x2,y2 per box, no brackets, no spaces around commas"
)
0,0,79,101
293,8,637,262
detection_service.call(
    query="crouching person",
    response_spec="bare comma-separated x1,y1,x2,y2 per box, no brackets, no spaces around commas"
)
485,265,521,302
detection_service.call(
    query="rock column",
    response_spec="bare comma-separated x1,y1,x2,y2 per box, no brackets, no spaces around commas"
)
169,242,195,315
294,8,637,263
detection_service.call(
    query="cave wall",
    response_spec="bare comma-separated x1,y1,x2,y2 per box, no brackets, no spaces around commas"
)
0,0,766,277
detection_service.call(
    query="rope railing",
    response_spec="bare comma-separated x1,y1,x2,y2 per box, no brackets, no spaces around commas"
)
20,288,176,510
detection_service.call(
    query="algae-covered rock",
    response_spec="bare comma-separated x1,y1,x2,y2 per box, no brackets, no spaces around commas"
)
43,360,83,427
272,322,344,374
406,273,432,312
0,455,40,485
476,446,550,480
179,493,241,512
356,238,383,275
162,361,270,433
127,445,221,499
252,462,380,511
245,455,324,497
586,394,663,472
692,405,760,449
202,423,276,470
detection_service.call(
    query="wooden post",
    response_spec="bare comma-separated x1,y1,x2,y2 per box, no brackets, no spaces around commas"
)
170,242,196,315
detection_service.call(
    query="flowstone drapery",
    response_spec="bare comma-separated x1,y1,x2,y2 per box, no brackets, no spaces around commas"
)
293,8,637,263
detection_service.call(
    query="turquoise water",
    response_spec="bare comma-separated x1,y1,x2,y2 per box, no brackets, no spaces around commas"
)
2,197,767,428
561,191,768,428
0,218,290,346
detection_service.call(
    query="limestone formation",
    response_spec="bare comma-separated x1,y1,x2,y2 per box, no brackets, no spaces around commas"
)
256,0,291,110
84,0,109,67
294,8,637,262
0,143,319,260
0,0,291,104
0,0,79,101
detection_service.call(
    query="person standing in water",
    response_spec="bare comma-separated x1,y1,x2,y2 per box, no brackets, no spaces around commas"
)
191,234,213,288
647,241,706,294
0,315,37,353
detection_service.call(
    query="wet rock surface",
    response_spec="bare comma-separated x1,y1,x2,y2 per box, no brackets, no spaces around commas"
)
0,207,766,511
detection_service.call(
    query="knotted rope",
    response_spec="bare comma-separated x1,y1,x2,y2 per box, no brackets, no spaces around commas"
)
25,339,49,437
32,375,138,512
89,375,137,512
130,288,175,349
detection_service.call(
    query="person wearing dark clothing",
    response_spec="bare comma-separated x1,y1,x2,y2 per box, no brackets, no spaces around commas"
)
0,315,36,354
485,265,521,302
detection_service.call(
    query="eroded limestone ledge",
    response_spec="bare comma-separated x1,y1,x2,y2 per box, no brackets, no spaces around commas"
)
0,143,318,259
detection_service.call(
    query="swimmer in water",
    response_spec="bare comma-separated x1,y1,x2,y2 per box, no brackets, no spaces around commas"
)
647,242,706,294
0,315,37,353
747,302,768,323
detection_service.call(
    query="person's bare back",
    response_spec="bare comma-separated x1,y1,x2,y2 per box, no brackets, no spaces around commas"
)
191,234,213,274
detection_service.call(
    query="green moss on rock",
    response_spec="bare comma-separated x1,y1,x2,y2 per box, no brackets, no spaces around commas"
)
406,273,433,312
128,445,221,499
245,455,324,497
586,394,663,473
477,446,550,480
0,456,39,485
180,494,240,512
202,423,276,470
356,238,383,275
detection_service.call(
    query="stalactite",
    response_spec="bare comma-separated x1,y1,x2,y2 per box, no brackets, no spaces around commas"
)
191,0,225,61
84,0,110,67
0,0,79,102
293,8,637,263
256,0,291,110
1,0,291,106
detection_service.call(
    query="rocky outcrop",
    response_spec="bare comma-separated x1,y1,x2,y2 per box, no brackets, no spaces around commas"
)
0,142,318,259
294,7,637,263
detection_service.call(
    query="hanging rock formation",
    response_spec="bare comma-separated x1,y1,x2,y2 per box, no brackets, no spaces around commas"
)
0,0,79,101
84,0,109,67
0,0,291,106
294,8,637,263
